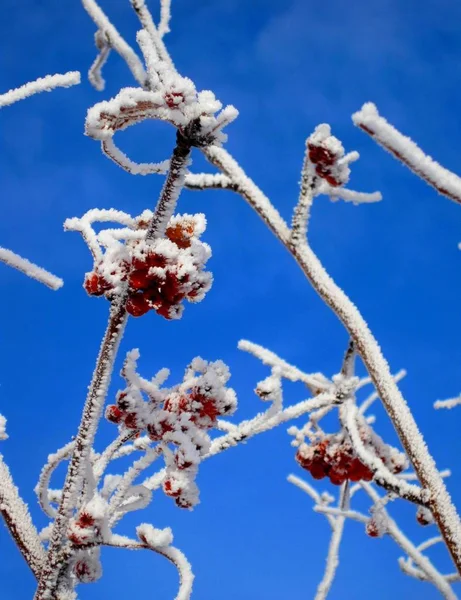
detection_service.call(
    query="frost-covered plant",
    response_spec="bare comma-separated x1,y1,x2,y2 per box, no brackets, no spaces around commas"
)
3,1,461,599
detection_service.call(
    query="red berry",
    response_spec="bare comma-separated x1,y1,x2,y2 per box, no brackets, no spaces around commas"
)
164,91,185,109
146,253,167,268
308,144,336,166
129,269,150,290
164,479,181,498
74,560,91,581
366,520,380,538
296,450,313,471
310,458,328,480
84,272,110,296
416,507,432,526
105,404,123,424
165,222,194,249
329,467,347,485
124,412,139,429
126,293,151,317
147,420,173,441
76,512,95,528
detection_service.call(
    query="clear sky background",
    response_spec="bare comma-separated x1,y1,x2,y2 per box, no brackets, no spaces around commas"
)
2,0,461,598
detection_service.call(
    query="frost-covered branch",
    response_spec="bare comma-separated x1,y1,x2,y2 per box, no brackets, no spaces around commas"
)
0,247,63,290
109,527,194,600
0,455,46,578
201,139,461,575
0,71,80,108
35,302,128,599
353,102,461,206
435,395,461,411
82,0,147,88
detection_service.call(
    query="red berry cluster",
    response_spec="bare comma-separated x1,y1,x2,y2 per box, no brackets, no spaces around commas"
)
296,438,373,485
296,431,406,486
105,356,237,509
307,143,342,187
306,124,351,188
83,214,212,320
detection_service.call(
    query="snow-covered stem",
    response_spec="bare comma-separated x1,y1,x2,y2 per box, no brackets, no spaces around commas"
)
130,0,176,71
146,139,191,240
108,448,160,522
82,0,147,87
0,455,46,578
359,369,407,415
0,247,63,290
101,138,169,175
35,442,75,519
290,144,316,245
435,395,461,411
238,339,328,393
352,102,461,207
314,486,347,600
34,301,128,600
207,391,335,456
93,431,139,482
341,400,426,506
185,172,236,191
88,30,111,91
158,0,172,37
0,72,80,108
202,142,461,575
107,534,194,600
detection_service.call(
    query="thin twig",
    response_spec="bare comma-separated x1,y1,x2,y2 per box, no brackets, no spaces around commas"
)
353,102,461,207
0,247,63,290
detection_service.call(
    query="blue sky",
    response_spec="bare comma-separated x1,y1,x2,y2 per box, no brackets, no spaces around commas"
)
1,0,461,598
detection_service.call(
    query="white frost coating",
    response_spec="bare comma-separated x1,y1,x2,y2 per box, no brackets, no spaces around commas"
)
320,185,382,205
185,172,233,190
0,415,7,441
238,339,330,393
359,369,407,415
102,138,170,175
109,448,160,525
434,395,461,410
0,247,63,290
82,0,147,88
35,442,75,518
204,141,461,571
0,454,46,576
343,402,422,503
158,0,172,37
353,102,461,206
88,30,111,91
137,523,173,548
0,71,80,108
